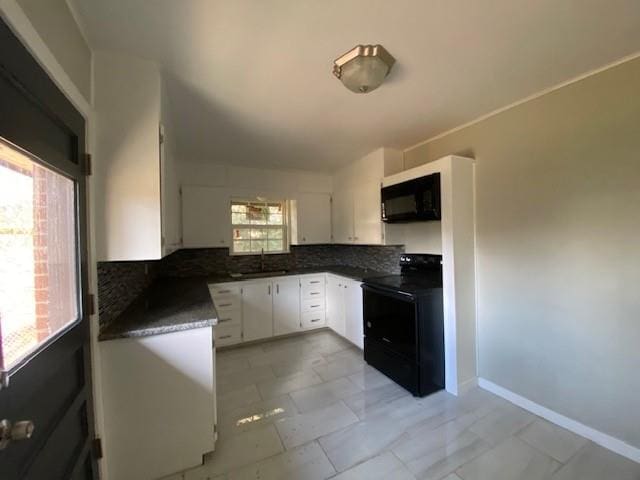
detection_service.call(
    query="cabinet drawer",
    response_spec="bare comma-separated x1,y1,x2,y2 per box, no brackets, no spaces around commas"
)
212,295,241,312
302,298,325,313
302,281,325,299
215,324,242,347
209,284,241,299
302,311,326,329
301,275,324,288
215,310,241,328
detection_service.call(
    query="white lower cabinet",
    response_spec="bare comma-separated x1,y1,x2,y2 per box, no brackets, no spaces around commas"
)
326,275,364,348
101,327,215,480
208,272,362,347
326,275,347,337
242,280,274,341
273,277,302,335
344,279,364,349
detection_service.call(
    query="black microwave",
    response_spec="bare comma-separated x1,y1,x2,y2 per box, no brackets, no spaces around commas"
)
381,173,441,223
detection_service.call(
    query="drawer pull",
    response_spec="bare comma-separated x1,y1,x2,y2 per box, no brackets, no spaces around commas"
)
310,280,320,284
219,335,233,340
218,303,233,307
217,289,231,294
219,318,232,323
310,304,320,308
310,292,320,295
311,318,321,323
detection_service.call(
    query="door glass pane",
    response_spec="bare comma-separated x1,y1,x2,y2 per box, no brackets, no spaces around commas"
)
0,141,78,371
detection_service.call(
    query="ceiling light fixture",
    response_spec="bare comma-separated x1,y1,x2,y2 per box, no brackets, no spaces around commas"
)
333,44,395,94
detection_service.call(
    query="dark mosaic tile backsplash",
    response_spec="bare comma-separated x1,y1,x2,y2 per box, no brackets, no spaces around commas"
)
97,260,159,329
97,244,404,328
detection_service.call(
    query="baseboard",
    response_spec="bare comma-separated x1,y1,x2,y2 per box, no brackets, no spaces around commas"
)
457,376,478,396
478,378,640,464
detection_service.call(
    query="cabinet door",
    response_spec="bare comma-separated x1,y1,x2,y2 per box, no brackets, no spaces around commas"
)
273,277,301,335
296,193,332,244
182,185,230,247
344,280,364,349
326,275,346,336
353,181,383,244
331,188,354,244
242,281,273,341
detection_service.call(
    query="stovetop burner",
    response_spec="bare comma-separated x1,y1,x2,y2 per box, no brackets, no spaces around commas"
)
363,253,443,294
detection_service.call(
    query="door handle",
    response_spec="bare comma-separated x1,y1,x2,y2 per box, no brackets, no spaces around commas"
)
0,419,35,450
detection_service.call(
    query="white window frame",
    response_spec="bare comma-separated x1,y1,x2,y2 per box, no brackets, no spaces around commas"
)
230,198,289,255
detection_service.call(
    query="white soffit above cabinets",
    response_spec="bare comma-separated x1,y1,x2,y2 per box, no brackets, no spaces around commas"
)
73,0,640,172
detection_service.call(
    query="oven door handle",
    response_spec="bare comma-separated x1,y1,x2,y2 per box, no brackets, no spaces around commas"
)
361,284,417,302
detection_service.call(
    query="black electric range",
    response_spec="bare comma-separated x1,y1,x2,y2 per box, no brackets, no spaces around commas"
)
362,254,445,397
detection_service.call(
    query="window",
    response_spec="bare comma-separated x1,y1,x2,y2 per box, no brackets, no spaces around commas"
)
0,141,78,370
231,200,288,254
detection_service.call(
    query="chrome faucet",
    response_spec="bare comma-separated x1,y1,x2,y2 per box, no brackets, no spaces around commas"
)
260,248,265,272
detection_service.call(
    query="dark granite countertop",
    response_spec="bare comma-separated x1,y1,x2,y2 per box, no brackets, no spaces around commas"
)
206,265,391,284
99,266,391,342
99,277,218,342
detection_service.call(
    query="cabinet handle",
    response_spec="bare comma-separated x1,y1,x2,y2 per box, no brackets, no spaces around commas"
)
220,239,225,244
311,318,321,323
219,318,232,323
268,285,271,295
218,303,232,308
310,292,319,295
220,335,233,340
344,285,347,289
310,304,320,308
217,290,231,294
310,280,320,284
276,284,280,294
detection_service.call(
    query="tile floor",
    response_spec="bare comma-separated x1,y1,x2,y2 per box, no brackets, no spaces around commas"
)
167,330,640,480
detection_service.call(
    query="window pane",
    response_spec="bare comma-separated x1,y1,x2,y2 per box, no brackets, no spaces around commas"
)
0,141,78,371
231,204,246,213
251,228,267,239
268,229,283,240
267,239,283,252
251,239,266,252
267,214,283,225
231,212,247,224
233,240,251,253
233,228,251,240
247,204,267,225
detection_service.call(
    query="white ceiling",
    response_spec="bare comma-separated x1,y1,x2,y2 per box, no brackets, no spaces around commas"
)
73,0,640,172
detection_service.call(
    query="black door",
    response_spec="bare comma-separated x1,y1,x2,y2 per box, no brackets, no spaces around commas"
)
0,18,97,480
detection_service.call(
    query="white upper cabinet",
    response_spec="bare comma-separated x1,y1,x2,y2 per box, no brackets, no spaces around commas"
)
330,147,401,245
94,52,180,261
290,193,332,244
352,181,383,245
182,186,230,248
273,277,301,335
331,188,354,244
242,280,273,341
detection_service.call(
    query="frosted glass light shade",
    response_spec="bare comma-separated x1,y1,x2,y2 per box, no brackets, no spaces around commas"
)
333,45,395,94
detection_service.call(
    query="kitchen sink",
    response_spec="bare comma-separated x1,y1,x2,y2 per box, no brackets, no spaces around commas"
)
229,270,289,279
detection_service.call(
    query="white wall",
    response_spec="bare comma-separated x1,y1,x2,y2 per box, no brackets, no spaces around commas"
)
404,56,640,454
15,0,92,102
179,160,332,198
385,222,443,254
